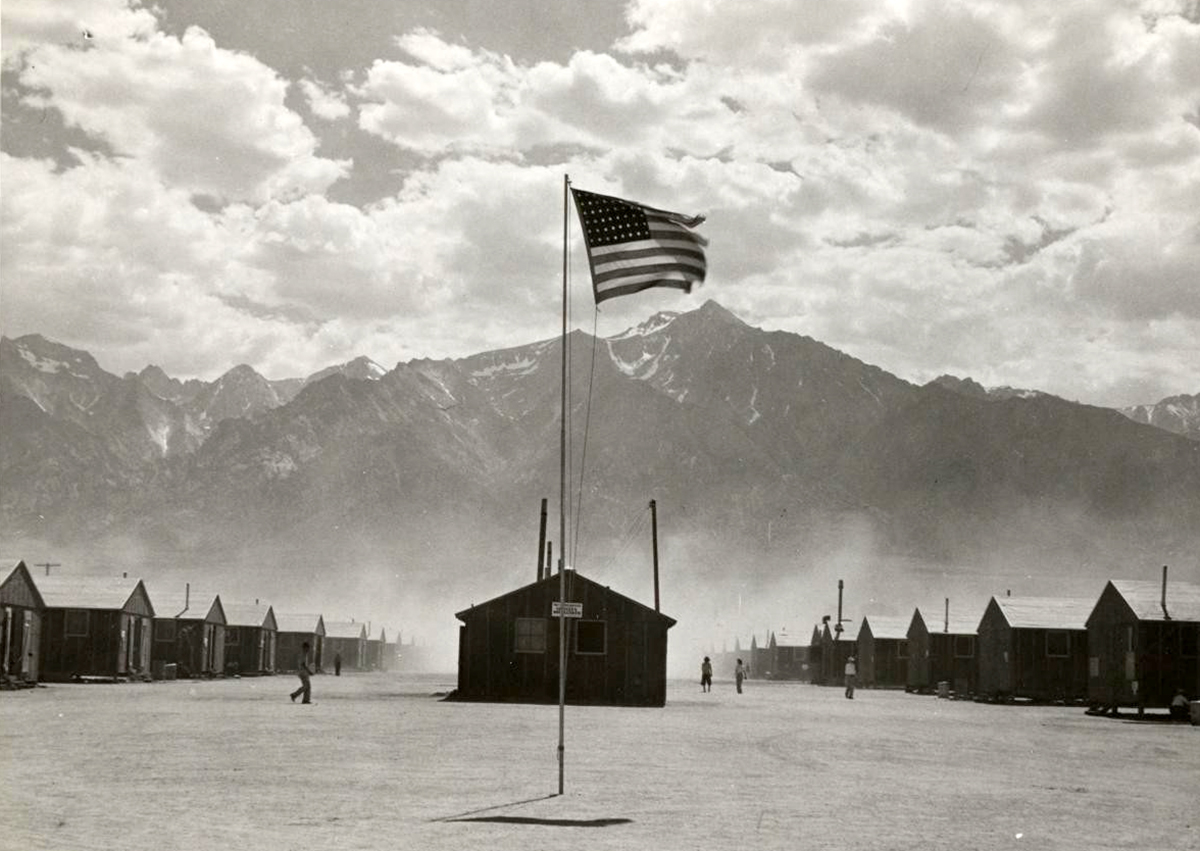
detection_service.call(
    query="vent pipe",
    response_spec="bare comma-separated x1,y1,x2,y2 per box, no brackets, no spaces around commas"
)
536,498,548,583
547,541,554,578
944,597,949,634
1161,565,1170,620
650,499,660,612
835,580,844,636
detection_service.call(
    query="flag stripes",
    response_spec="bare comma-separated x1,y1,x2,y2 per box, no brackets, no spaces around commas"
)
571,188,708,304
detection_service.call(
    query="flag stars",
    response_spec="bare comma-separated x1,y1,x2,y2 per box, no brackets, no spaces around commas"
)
575,190,651,246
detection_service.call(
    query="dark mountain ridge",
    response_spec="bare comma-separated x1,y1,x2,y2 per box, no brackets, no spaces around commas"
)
3,302,1198,616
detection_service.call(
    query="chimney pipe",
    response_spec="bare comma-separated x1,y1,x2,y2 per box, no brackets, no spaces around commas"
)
836,580,844,635
1161,565,1170,620
536,498,548,583
650,499,660,612
255,598,259,605
944,597,949,634
185,582,190,610
547,541,553,578
1006,589,1011,597
123,571,128,579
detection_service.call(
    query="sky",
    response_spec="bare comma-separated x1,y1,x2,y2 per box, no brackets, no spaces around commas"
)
2,0,1198,408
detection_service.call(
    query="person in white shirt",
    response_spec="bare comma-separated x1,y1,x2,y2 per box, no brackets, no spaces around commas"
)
844,655,857,699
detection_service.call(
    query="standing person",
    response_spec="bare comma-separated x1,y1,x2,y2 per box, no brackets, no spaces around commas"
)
701,656,713,693
334,652,342,676
290,641,313,704
735,658,746,694
844,654,857,699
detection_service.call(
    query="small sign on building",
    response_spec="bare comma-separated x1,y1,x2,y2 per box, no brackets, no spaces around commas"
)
552,601,583,618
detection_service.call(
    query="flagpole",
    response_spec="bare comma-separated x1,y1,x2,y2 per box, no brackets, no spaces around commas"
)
558,173,569,796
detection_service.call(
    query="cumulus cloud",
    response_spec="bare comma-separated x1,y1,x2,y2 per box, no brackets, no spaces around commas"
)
0,0,157,64
299,78,351,121
15,25,348,203
1,0,1198,407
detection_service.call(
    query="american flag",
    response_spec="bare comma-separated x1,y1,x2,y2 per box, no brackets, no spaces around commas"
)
570,188,708,304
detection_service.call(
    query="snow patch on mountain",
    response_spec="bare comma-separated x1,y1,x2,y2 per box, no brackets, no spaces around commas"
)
470,356,538,378
607,339,668,377
17,344,92,380
609,311,679,340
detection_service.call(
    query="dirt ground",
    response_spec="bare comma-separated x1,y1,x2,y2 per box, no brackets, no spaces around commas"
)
1,671,1196,851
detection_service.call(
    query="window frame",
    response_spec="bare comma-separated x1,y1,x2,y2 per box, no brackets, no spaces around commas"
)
1180,625,1197,659
1045,630,1071,658
514,617,547,654
574,620,607,656
953,635,975,658
154,619,176,642
64,609,89,637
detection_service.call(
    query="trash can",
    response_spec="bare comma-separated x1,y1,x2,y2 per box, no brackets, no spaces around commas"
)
163,663,177,681
937,681,950,699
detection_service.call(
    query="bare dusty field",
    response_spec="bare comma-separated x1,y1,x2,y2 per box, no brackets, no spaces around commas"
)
1,672,1196,851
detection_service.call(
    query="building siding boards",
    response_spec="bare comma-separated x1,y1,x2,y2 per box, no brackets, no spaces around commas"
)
1086,580,1200,710
858,616,909,688
324,622,368,671
33,576,156,682
820,622,860,687
223,604,278,675
1,562,45,682
454,570,675,707
977,596,1091,702
275,614,325,673
763,630,810,680
906,606,980,695
150,591,227,678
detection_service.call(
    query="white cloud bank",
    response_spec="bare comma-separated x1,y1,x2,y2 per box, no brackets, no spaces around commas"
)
1,0,1198,406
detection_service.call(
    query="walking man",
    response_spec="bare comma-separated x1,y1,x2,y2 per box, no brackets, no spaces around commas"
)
701,656,713,693
290,641,313,704
844,654,857,699
735,658,746,694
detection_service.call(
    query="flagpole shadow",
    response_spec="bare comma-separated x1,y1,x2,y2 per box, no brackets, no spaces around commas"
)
430,794,633,828
428,793,560,823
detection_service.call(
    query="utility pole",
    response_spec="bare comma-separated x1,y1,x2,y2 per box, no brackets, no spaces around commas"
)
35,562,61,577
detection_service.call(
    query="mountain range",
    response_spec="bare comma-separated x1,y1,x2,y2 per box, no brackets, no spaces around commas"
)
3,301,1199,637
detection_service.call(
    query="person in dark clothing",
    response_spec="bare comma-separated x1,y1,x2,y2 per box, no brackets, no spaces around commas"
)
1169,689,1190,721
334,652,342,676
290,642,313,703
735,658,746,694
701,656,713,693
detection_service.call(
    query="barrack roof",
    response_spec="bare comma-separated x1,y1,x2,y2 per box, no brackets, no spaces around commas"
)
912,605,983,636
34,574,151,613
274,612,325,634
221,602,276,629
1108,580,1200,622
990,596,1094,630
324,620,368,640
861,615,911,640
149,588,224,622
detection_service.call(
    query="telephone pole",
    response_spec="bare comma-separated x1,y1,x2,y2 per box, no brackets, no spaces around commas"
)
35,562,61,577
